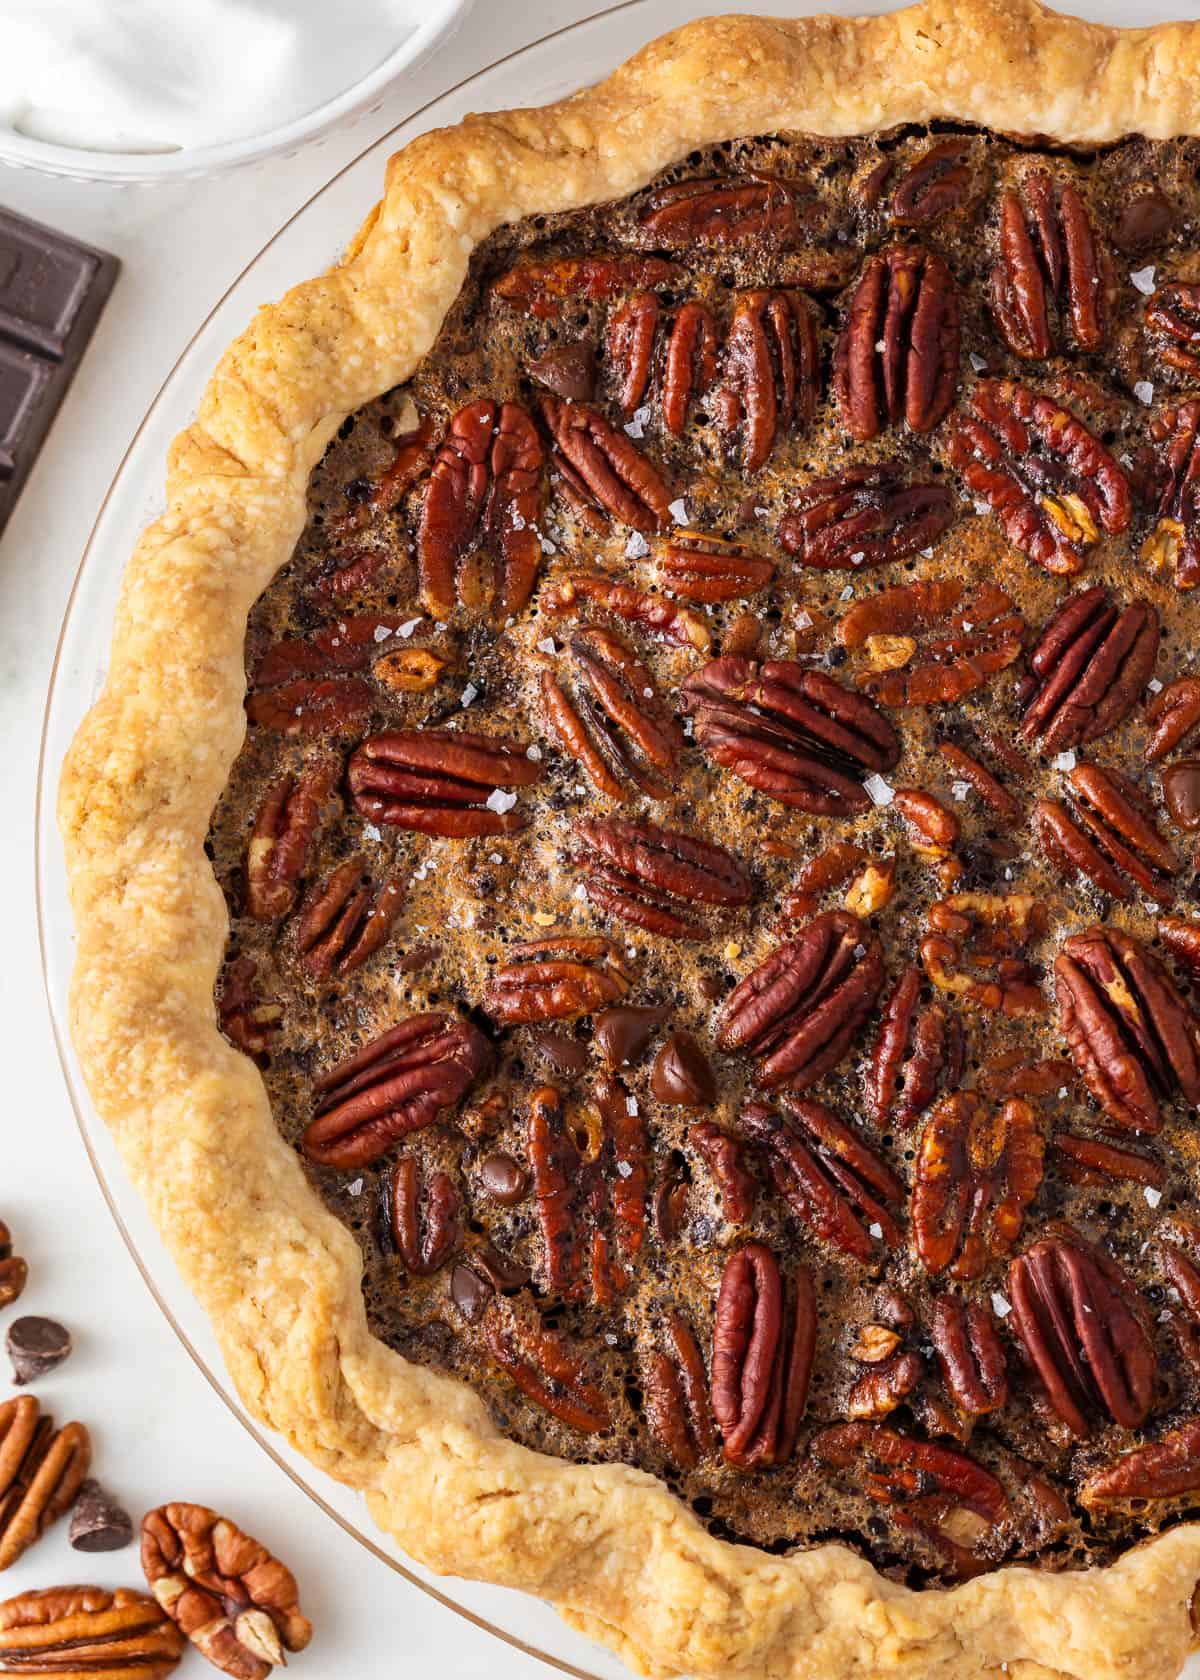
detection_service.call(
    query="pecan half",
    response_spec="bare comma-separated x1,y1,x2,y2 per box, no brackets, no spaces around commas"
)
661,302,720,434
492,253,679,318
540,625,681,802
743,1100,903,1262
605,295,721,433
250,612,419,690
716,911,883,1090
713,289,820,472
1160,913,1200,978
0,1586,184,1679
1081,1418,1200,1508
689,1121,758,1223
1022,586,1159,751
886,140,978,225
216,958,281,1064
948,381,1131,575
990,174,1113,357
390,1158,461,1276
541,573,710,652
1033,762,1179,905
868,965,965,1130
1146,675,1200,763
1008,1235,1154,1435
779,465,956,570
293,856,406,977
1051,1132,1165,1189
539,397,672,531
606,291,659,417
0,1226,27,1313
681,657,900,816
244,676,372,737
573,816,752,939
301,1013,491,1168
710,1245,815,1468
937,739,1023,822
930,1297,1008,1415
657,531,774,602
835,246,959,439
912,1093,1044,1281
244,763,336,920
837,577,1024,707
810,1422,1010,1530
639,176,803,246
1055,923,1200,1133
484,1301,611,1433
0,1398,89,1571
1145,282,1200,374
642,1313,716,1469
921,893,1047,1015
1142,400,1200,590
142,1503,311,1680
347,729,542,837
483,935,632,1025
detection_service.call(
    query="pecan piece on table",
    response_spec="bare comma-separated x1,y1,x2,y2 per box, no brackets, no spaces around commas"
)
142,1503,311,1680
712,289,820,472
1146,675,1200,764
541,573,710,652
1081,1417,1200,1509
911,1093,1044,1281
948,381,1131,575
680,657,900,817
835,245,960,439
867,965,965,1130
716,911,883,1090
1033,761,1179,905
0,1226,26,1313
921,892,1047,1016
710,1244,815,1468
1055,923,1200,1134
216,958,281,1065
347,728,542,837
642,1313,717,1469
244,762,336,920
539,397,672,532
656,531,774,602
0,1398,89,1571
0,1586,184,1679
837,577,1024,707
1021,585,1159,752
1141,400,1200,590
639,175,804,246
990,173,1113,357
301,1012,491,1169
293,856,406,977
689,1121,758,1223
540,625,681,802
572,816,752,940
491,253,680,318
1051,1131,1165,1190
485,936,632,1026
1145,281,1200,374
930,1296,1008,1415
390,1158,461,1276
1008,1234,1154,1435
779,464,956,570
484,1301,611,1434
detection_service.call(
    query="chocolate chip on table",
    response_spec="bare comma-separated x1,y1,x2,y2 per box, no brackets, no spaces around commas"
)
6,1317,71,1385
650,1032,717,1106
593,1005,669,1069
530,1028,589,1077
449,1263,494,1323
0,1224,27,1311
68,1478,134,1552
479,1152,529,1206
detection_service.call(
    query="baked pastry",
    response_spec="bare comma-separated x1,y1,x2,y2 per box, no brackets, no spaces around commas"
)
58,2,1200,1675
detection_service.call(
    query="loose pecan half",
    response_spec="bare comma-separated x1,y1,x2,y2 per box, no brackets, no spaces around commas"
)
484,1301,611,1434
837,577,1024,707
716,911,883,1090
912,1093,1044,1280
689,1121,758,1223
779,465,956,570
948,381,1131,575
539,397,672,531
484,936,633,1025
301,1013,491,1168
347,729,542,837
1051,1132,1165,1189
835,245,960,439
216,959,281,1064
492,253,680,318
1055,923,1200,1133
0,1586,184,1679
0,1398,89,1571
642,1313,716,1469
1142,400,1200,590
0,1226,27,1313
1022,586,1159,751
244,763,336,920
681,657,900,817
142,1503,311,1680
868,965,965,1130
293,856,406,977
390,1158,461,1276
1008,1235,1154,1435
1081,1418,1200,1508
990,174,1113,357
541,573,710,652
930,1297,1008,1415
710,1245,815,1468
921,893,1047,1015
1146,675,1200,763
1145,282,1200,374
1033,762,1179,905
713,289,820,472
639,176,803,246
657,531,774,602
573,816,751,940
540,625,681,802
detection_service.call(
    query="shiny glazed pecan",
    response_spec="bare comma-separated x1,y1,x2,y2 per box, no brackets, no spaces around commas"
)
867,965,965,1130
606,290,660,417
681,656,900,816
492,252,679,317
606,295,721,432
713,289,820,472
810,1422,1010,1533
710,1245,815,1468
390,1157,461,1276
642,1313,717,1469
541,573,710,652
244,763,336,920
661,302,720,434
1033,761,1179,905
948,381,1131,575
0,1398,90,1572
293,856,406,977
657,531,774,601
779,464,956,570
483,935,633,1025
250,611,419,689
837,577,1024,707
716,911,883,1090
1160,913,1200,978
325,416,436,551
539,397,672,531
921,892,1047,1016
1022,586,1159,751
911,1093,1044,1280
301,1013,491,1168
573,816,752,939
0,1586,184,1679
484,1301,611,1433
1008,1235,1154,1435
881,140,978,225
244,675,372,737
937,739,1023,821
990,174,1113,357
639,175,803,245
930,1297,1008,1415
846,1351,924,1421
689,1121,758,1223
835,245,960,439
540,625,680,802
1051,1131,1165,1189
1081,1418,1200,1508
1142,400,1200,590
347,728,542,837
1146,675,1200,764
1145,281,1200,374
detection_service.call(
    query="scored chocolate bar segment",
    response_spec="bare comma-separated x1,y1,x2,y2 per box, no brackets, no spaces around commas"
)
0,206,117,534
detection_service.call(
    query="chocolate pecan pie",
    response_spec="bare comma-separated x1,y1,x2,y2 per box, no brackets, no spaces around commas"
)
59,5,1200,1678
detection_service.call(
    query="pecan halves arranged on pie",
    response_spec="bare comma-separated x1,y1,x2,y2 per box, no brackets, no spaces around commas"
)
541,573,711,652
390,1157,461,1276
301,1013,492,1168
1054,923,1200,1134
483,936,633,1025
835,245,960,439
1146,675,1200,764
484,1300,611,1434
867,139,981,227
656,531,774,601
539,396,672,531
244,762,337,919
680,657,900,816
712,289,820,471
911,1092,1044,1281
837,577,1024,707
868,965,965,1130
947,380,1131,574
921,892,1047,1015
638,175,805,247
572,816,751,939
0,1397,90,1571
779,464,956,571
1080,1418,1200,1509
1021,585,1159,752
491,253,680,318
929,1296,1009,1415
0,1586,185,1680
809,1423,1010,1551
710,1244,815,1468
347,728,543,836
1008,1235,1155,1436
1033,761,1179,905
990,173,1114,358
1145,281,1200,375
1142,400,1200,590
292,855,406,977
539,625,681,801
642,1312,717,1469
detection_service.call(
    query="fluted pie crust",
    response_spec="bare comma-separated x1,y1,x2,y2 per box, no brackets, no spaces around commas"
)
57,2,1200,1675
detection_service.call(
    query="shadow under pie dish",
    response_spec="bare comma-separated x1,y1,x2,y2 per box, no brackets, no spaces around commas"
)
55,1,1200,1675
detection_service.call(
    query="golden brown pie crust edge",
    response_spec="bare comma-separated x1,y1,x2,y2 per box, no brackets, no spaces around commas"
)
57,3,1200,1675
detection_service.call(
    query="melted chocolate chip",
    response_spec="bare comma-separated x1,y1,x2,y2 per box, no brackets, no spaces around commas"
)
450,1263,493,1323
1113,188,1175,252
527,342,597,403
593,1006,669,1069
1163,760,1200,832
650,1032,717,1106
479,1151,529,1205
530,1028,590,1077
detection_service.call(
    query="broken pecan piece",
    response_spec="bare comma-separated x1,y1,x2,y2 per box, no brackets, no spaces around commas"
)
492,253,679,318
681,657,900,816
1022,586,1159,751
347,729,542,837
711,1245,815,1468
0,1586,184,1679
948,381,1131,575
835,245,960,439
846,1351,924,1421
689,1121,758,1223
542,573,710,652
657,531,774,602
713,289,820,471
639,175,803,246
1008,1235,1154,1435
1160,913,1200,978
810,1422,1010,1528
930,1297,1008,1415
484,1301,611,1434
245,762,336,920
0,1398,89,1571
990,174,1114,357
911,1093,1044,1281
867,965,965,1130
1142,400,1200,590
642,1313,716,1469
1081,1418,1200,1508
1145,281,1200,374
886,140,978,225
484,935,632,1025
0,1226,26,1313
301,1013,491,1168
539,397,672,531
1146,675,1200,764
921,893,1047,1015
1033,761,1179,905
216,958,281,1065
540,625,681,802
779,464,956,570
142,1503,311,1680
390,1158,461,1276
573,816,751,940
837,577,1024,707
293,856,406,977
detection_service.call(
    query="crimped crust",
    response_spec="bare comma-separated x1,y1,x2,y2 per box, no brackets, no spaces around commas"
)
57,4,1200,1676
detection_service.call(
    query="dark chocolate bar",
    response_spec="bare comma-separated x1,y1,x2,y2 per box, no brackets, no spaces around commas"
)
0,206,117,535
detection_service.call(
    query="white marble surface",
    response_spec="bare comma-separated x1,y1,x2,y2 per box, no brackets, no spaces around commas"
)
4,3,1200,1677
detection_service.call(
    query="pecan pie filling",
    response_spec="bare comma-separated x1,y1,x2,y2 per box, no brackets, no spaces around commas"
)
208,125,1200,1585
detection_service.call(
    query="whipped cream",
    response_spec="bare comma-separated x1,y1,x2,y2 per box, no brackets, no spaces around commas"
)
0,0,417,155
